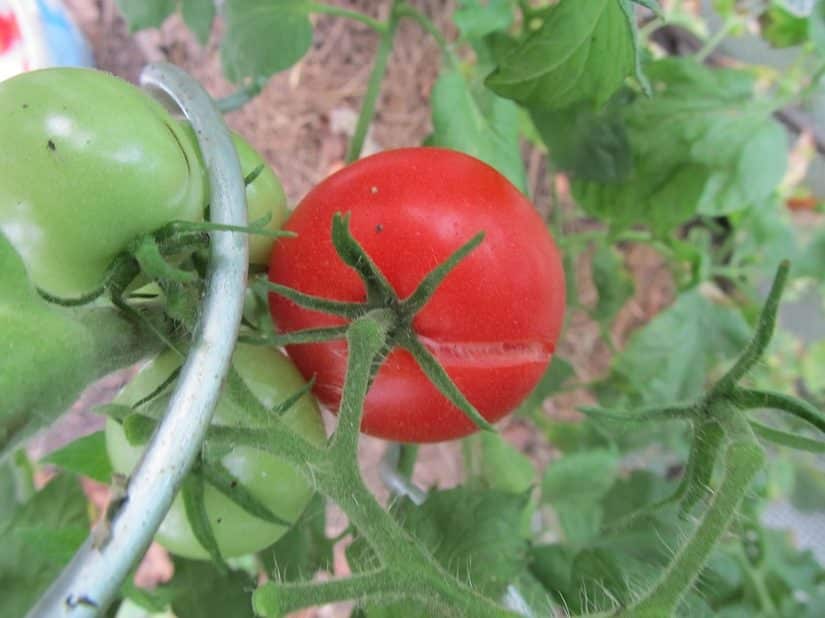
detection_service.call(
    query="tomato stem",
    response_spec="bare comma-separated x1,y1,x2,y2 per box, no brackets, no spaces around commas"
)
345,1,401,163
678,417,724,517
748,420,825,453
328,311,395,457
306,2,388,34
711,261,789,395
396,3,458,69
737,387,825,435
265,570,391,614
626,409,764,617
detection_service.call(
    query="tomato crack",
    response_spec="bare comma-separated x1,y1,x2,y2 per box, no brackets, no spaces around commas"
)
417,336,555,368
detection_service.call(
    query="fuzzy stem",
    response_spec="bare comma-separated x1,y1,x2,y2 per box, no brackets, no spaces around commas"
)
628,442,763,616
713,261,789,394
738,388,825,435
679,417,724,516
626,409,764,617
328,310,395,458
272,571,392,614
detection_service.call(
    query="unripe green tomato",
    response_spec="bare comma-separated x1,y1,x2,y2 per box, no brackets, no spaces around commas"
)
179,123,288,265
1,233,96,455
0,68,206,297
105,344,325,560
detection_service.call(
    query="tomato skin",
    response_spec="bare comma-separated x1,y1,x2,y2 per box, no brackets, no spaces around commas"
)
0,68,206,297
105,345,325,560
268,147,565,443
234,134,289,265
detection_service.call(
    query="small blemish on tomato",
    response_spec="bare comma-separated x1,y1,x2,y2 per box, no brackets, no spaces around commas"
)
47,139,56,151
370,186,378,194
216,517,223,524
375,224,383,233
21,103,28,109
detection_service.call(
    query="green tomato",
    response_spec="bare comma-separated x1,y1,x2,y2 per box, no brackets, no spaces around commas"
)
179,122,288,265
0,68,206,297
1,232,95,455
105,344,325,560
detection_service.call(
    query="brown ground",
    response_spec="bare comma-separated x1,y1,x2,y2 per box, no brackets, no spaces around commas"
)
29,2,675,616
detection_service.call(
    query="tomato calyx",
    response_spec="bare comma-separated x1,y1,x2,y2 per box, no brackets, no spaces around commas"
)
264,213,495,432
35,212,296,364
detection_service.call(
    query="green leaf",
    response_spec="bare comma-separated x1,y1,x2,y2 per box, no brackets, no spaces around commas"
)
16,526,88,564
730,199,800,275
167,558,256,617
541,417,612,454
182,0,215,44
41,431,113,483
500,569,558,616
257,494,333,581
350,488,530,605
591,245,635,326
429,69,527,192
569,548,630,611
574,59,788,233
402,488,530,597
529,544,637,613
760,3,810,47
596,289,752,406
0,475,88,618
542,450,625,546
542,449,619,506
114,0,175,31
530,97,633,183
472,432,536,494
528,544,575,602
221,0,314,83
600,469,675,520
810,0,825,58
486,0,636,109
453,0,514,44
517,356,575,415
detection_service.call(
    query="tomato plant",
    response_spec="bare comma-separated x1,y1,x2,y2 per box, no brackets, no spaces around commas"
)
268,147,565,442
105,344,325,560
8,1,825,617
0,67,206,297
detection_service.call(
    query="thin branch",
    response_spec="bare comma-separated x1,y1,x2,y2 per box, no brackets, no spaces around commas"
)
738,388,825,435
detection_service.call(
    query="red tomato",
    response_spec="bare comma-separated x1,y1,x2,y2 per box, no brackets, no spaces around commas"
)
268,148,565,442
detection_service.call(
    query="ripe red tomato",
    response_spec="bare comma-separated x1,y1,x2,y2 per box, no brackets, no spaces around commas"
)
268,148,565,443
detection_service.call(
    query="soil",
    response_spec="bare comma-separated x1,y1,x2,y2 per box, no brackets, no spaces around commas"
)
29,2,676,616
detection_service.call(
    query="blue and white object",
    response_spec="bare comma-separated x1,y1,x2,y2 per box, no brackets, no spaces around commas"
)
0,0,93,82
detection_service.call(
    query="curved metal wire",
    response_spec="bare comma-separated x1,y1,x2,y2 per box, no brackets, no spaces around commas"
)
26,63,248,617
